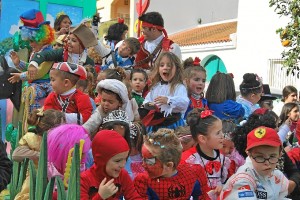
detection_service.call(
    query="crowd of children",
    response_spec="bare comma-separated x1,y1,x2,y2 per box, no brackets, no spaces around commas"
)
2,8,300,200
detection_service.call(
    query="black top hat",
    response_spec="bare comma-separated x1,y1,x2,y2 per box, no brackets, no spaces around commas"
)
259,84,277,102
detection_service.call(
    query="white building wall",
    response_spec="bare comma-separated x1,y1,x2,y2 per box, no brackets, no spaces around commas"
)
97,0,113,22
181,0,290,91
234,0,288,87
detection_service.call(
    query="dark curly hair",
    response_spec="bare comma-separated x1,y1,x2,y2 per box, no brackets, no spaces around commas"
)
104,22,128,42
239,73,262,97
232,110,278,158
138,11,164,27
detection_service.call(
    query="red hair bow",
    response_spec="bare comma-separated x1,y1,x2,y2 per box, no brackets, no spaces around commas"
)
227,73,234,78
118,18,124,24
193,57,201,66
200,110,214,118
205,161,221,174
253,108,268,115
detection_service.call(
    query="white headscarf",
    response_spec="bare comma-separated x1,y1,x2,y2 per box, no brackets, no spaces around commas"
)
97,79,134,121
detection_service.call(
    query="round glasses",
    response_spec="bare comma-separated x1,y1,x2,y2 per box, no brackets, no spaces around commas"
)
251,155,279,164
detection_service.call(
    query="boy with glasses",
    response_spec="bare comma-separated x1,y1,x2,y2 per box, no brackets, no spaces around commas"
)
219,126,289,199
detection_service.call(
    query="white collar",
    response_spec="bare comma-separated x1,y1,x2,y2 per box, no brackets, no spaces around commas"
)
61,88,76,96
68,50,88,65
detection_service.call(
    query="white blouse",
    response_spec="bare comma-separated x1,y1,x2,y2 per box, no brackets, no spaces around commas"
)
144,82,189,116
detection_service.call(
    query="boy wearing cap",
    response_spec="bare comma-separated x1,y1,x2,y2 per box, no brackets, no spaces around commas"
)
94,37,140,70
44,62,92,124
26,23,97,79
218,126,289,200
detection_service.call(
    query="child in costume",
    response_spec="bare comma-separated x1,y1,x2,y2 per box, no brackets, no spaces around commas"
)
44,62,92,124
220,120,245,178
141,52,189,131
206,72,245,121
76,71,97,111
54,13,72,37
83,79,138,136
278,102,299,149
47,124,91,186
129,121,146,179
274,85,298,116
134,128,210,199
183,108,231,199
80,130,142,199
236,73,263,119
12,108,65,200
104,18,128,50
232,108,300,199
94,37,140,70
26,23,97,80
9,9,55,111
218,126,289,199
130,68,148,107
94,67,127,105
184,60,208,119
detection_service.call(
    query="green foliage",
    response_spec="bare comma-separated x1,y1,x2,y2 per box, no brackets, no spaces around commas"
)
11,128,82,200
35,134,48,199
66,144,80,200
10,122,24,200
29,161,36,200
56,177,67,200
269,0,300,77
43,177,55,200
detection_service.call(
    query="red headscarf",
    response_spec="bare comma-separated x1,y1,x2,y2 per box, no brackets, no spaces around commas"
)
90,130,129,181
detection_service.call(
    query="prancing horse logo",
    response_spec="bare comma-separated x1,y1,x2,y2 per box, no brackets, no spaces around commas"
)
254,128,266,139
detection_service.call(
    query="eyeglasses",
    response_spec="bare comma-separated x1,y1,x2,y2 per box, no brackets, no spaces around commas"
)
142,157,156,165
251,155,279,164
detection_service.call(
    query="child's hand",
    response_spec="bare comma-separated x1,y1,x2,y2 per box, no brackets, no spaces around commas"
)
285,118,292,127
10,51,20,66
59,27,69,34
98,177,118,199
8,73,21,83
154,96,168,105
28,65,37,80
214,185,223,196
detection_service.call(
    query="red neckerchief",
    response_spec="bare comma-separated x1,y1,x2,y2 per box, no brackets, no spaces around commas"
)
190,96,204,109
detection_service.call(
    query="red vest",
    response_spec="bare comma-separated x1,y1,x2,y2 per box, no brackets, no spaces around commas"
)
134,37,174,70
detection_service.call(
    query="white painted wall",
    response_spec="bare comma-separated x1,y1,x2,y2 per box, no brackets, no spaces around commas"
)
234,0,288,86
97,0,113,22
181,0,289,91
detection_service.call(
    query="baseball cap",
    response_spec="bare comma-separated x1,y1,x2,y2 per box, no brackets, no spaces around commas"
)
246,126,281,151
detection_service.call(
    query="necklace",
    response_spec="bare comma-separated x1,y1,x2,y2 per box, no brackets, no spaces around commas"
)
197,145,222,189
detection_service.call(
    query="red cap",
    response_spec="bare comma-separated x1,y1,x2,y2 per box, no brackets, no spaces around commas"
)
52,62,87,80
246,126,281,151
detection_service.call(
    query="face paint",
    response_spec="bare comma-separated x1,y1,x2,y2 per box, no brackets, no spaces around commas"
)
142,145,164,178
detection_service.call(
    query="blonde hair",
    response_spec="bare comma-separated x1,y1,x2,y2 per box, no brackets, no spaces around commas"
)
144,128,182,168
151,52,183,94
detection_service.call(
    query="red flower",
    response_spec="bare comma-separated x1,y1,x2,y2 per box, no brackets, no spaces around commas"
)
118,18,124,24
200,110,214,118
193,57,201,66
